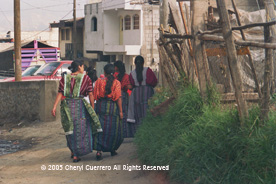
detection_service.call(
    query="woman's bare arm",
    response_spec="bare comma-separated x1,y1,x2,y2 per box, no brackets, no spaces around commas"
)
52,92,63,117
88,92,95,109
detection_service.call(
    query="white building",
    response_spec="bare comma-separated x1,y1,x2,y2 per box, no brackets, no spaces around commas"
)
84,0,159,74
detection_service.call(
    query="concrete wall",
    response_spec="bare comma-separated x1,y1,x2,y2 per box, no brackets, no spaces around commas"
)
104,11,120,46
118,10,141,45
0,81,60,123
84,3,104,52
141,4,159,71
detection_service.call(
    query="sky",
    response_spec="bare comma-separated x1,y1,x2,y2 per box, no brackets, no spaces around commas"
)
0,0,88,32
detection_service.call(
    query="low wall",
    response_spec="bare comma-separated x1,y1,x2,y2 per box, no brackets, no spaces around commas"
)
0,81,60,123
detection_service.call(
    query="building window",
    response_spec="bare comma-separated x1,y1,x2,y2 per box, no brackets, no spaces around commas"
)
61,29,65,40
66,29,70,40
90,4,92,14
61,29,70,40
91,17,97,31
96,3,98,14
133,14,139,29
124,15,131,30
84,5,87,15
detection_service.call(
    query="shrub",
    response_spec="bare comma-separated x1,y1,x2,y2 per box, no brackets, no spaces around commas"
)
135,86,276,184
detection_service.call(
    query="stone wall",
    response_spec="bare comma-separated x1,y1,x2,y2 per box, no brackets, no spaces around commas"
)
141,4,160,71
0,81,60,123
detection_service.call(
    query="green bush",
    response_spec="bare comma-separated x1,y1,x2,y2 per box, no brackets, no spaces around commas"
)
135,86,276,184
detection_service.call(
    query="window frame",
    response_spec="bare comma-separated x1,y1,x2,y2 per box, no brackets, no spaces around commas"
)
133,14,140,30
91,17,97,32
124,15,131,30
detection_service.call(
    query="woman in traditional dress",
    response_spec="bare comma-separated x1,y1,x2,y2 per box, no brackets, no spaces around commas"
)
52,60,102,163
127,55,157,137
114,60,132,138
93,64,124,160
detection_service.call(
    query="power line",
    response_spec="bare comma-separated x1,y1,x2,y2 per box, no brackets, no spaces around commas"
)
0,7,13,31
22,10,73,42
2,2,74,13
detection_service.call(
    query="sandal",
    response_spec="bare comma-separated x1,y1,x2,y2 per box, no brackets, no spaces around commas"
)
73,156,81,163
111,151,118,156
96,152,103,160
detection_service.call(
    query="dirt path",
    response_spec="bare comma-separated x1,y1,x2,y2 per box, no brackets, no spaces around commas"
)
0,120,169,184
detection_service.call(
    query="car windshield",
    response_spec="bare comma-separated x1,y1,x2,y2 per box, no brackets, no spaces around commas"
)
22,65,41,77
33,62,60,76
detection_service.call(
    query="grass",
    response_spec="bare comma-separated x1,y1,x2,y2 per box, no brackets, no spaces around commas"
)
134,86,276,184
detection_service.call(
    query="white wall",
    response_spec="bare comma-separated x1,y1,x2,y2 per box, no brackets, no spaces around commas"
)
84,3,104,53
118,10,141,45
102,0,142,10
104,11,120,46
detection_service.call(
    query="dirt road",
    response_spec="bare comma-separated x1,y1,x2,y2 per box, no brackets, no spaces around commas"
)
0,120,170,184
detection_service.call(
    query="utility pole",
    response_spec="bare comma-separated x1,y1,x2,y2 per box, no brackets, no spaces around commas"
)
73,0,77,59
14,0,21,81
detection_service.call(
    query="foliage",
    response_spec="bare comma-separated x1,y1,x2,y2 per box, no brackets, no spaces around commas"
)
135,86,276,184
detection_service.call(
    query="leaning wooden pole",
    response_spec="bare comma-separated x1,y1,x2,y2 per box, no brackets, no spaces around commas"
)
231,0,262,99
216,0,248,123
191,0,209,100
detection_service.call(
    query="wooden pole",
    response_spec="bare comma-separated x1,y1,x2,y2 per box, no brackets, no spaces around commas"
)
198,34,276,49
191,0,209,100
178,1,199,82
216,0,248,123
260,0,275,121
261,26,273,122
73,0,77,59
14,0,21,81
160,0,169,30
231,0,262,99
263,0,276,95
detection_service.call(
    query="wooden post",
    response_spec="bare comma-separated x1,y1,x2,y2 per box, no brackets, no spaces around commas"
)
73,0,77,59
178,1,199,82
216,0,248,123
201,41,212,86
14,0,21,81
231,0,262,99
260,0,275,121
263,0,276,95
191,0,209,100
160,0,169,30
159,0,169,87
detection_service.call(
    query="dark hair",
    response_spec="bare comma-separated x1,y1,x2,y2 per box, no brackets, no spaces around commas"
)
114,60,126,82
104,64,115,96
134,55,144,83
68,59,84,73
86,66,98,83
